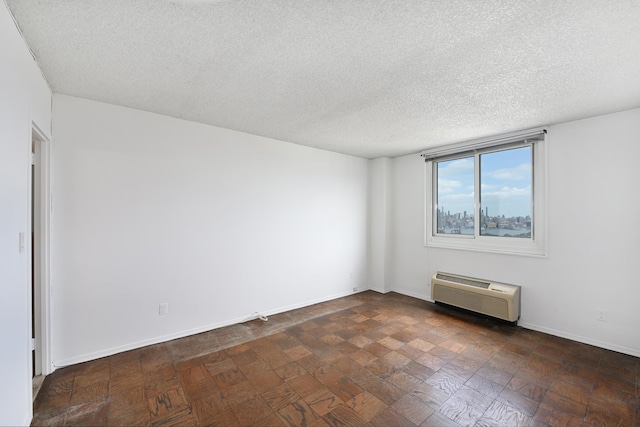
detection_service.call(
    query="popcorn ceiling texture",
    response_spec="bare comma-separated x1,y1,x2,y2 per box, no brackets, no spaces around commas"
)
6,0,640,158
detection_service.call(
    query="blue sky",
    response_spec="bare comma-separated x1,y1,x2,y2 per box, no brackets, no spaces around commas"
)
437,146,532,218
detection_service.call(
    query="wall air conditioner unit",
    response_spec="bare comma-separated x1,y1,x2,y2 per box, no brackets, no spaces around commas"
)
431,272,521,324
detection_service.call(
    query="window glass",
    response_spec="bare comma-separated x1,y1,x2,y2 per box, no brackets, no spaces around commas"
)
479,146,532,238
436,157,474,235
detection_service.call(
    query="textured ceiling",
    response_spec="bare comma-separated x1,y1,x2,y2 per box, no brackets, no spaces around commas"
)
6,0,640,158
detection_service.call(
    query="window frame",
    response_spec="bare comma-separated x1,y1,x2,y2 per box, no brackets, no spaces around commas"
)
424,130,547,257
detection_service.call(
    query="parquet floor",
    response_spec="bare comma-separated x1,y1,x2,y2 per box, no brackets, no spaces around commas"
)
32,291,639,426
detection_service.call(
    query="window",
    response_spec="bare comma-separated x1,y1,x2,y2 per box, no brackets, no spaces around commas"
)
424,129,546,256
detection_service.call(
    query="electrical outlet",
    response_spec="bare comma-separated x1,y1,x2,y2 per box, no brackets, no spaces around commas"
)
596,309,607,322
159,303,169,316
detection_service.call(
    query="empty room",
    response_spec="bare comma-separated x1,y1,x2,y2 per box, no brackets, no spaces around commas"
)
2,0,640,426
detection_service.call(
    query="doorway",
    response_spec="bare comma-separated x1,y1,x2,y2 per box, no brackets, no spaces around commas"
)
30,124,51,400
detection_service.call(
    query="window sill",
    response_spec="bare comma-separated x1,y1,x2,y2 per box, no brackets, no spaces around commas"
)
425,235,546,258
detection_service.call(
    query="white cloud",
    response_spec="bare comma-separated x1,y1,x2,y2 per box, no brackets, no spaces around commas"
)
483,185,531,198
439,178,462,188
441,192,474,202
487,163,531,181
481,185,532,217
439,157,474,178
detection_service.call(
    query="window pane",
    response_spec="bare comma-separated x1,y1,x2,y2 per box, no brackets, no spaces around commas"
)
479,146,532,238
436,157,475,235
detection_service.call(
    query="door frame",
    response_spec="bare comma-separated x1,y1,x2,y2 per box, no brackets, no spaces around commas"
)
30,122,52,378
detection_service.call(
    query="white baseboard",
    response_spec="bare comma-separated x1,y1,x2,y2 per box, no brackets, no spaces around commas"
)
259,289,360,319
518,321,640,358
391,287,433,303
54,289,357,368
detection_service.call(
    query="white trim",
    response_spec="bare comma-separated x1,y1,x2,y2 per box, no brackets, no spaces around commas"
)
53,289,356,368
425,135,547,257
391,287,432,303
29,122,54,378
518,321,640,358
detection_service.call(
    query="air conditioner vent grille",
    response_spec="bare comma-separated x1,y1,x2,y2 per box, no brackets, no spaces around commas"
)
435,273,490,289
431,272,521,323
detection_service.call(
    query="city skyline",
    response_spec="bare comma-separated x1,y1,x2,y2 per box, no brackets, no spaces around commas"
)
436,146,532,219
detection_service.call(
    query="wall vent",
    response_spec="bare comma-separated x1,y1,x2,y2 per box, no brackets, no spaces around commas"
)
431,272,521,323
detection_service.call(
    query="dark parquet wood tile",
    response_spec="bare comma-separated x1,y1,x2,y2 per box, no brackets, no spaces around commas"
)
262,383,300,412
466,373,504,400
410,380,449,410
369,407,416,427
425,371,465,396
533,403,583,427
424,410,467,427
438,394,485,426
304,389,340,417
277,399,319,427
232,395,274,427
31,291,640,426
345,391,386,422
479,399,531,427
386,371,423,393
403,360,437,382
496,387,540,417
505,375,546,402
197,407,240,427
321,403,367,427
452,386,494,413
391,394,435,425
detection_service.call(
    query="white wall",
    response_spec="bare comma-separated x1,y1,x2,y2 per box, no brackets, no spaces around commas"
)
0,3,52,425
52,95,368,366
367,157,392,293
387,108,640,356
